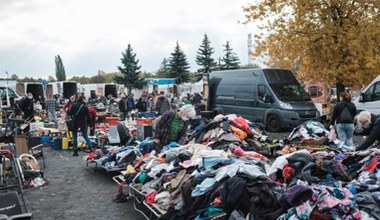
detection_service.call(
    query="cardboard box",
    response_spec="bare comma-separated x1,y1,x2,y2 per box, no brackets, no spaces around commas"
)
30,122,44,131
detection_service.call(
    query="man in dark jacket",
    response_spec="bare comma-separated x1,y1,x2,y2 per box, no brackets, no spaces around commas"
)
19,92,34,120
153,105,195,151
68,94,93,156
155,91,171,116
356,111,380,151
118,94,127,121
126,93,136,120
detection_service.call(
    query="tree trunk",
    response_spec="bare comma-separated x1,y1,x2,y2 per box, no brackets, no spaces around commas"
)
336,81,345,102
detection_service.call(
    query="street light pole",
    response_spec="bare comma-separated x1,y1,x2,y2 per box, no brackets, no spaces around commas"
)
5,71,9,85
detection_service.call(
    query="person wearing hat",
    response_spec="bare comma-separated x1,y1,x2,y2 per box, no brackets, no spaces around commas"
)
356,111,380,151
153,105,196,151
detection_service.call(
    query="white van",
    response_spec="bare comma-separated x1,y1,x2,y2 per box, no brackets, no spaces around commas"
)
353,75,380,114
0,84,20,109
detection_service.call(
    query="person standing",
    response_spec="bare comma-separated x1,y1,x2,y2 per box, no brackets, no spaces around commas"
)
136,97,148,112
356,111,380,151
329,91,357,146
192,92,202,106
118,94,127,121
192,92,203,112
45,94,58,122
63,95,76,112
19,92,35,120
68,95,93,156
88,106,97,136
155,91,171,116
126,93,136,119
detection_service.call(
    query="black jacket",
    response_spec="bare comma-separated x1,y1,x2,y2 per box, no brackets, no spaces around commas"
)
19,97,34,119
357,114,380,151
119,98,127,112
68,100,92,130
330,101,357,125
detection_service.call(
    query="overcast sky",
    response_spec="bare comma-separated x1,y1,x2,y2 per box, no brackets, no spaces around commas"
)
0,0,259,79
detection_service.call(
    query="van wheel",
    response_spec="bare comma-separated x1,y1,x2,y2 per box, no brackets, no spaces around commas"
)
267,115,281,132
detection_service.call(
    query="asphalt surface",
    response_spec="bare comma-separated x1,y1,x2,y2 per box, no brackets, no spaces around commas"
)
23,148,146,220
23,132,367,220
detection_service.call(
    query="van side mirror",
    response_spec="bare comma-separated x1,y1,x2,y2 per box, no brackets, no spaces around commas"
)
359,92,366,103
263,94,272,103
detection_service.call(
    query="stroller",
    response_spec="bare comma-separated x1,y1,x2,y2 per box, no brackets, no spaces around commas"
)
0,150,33,219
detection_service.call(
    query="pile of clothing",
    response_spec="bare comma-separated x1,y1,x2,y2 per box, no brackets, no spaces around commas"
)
101,116,380,219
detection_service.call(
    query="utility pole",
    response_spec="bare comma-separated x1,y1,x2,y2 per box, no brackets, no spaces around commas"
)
247,34,252,65
5,71,9,85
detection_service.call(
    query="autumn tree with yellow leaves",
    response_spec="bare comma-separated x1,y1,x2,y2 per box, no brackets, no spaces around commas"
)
243,0,380,93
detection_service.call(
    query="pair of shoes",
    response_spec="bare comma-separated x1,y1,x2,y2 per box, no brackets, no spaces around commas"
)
113,193,128,203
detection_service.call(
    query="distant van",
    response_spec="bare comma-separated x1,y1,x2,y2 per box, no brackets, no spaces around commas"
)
203,68,320,131
353,75,380,115
0,84,20,109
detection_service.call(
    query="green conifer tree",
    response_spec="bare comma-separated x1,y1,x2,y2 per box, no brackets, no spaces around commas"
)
55,55,66,81
113,44,146,94
195,34,217,79
168,42,190,84
220,41,240,70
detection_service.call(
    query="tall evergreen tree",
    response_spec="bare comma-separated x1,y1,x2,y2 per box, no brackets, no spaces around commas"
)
113,44,146,94
157,58,170,78
168,42,190,84
55,55,66,81
220,41,240,70
195,34,217,79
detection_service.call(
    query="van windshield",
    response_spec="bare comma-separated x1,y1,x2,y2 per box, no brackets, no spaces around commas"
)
270,83,311,101
263,69,311,102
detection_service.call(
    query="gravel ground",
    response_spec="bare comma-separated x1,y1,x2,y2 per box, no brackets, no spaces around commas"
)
23,132,367,220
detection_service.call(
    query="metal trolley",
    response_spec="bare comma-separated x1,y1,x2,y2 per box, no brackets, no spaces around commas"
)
0,150,33,219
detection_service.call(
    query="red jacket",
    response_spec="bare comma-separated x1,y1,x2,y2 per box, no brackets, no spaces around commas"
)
88,106,97,126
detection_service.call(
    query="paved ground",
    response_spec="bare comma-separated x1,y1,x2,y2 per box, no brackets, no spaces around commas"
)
23,148,145,220
23,132,367,220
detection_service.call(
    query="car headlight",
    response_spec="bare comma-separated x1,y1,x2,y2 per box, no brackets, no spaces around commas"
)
279,101,293,109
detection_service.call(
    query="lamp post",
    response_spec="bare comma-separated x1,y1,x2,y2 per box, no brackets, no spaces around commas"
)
5,71,9,85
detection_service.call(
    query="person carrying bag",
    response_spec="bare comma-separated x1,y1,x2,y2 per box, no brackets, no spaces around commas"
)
67,95,93,156
66,104,83,131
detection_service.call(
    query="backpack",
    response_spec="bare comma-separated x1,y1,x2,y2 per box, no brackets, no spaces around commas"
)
340,106,353,122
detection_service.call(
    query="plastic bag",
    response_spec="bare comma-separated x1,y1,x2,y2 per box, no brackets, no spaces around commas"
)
328,126,337,141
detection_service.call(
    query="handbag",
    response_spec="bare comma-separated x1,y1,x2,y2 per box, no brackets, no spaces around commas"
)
66,104,84,131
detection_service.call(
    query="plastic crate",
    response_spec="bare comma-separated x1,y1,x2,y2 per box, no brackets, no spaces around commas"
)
137,118,154,125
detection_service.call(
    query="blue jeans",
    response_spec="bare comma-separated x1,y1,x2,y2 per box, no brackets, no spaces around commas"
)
72,127,93,150
47,109,56,121
336,123,354,146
